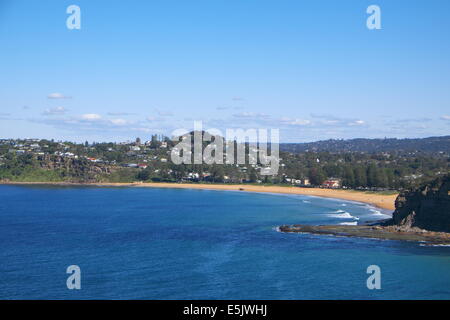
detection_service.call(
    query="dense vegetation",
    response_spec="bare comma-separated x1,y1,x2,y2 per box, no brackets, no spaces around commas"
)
0,134,449,190
280,136,450,153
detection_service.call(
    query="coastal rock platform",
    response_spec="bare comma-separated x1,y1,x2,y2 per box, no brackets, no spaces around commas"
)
278,224,450,245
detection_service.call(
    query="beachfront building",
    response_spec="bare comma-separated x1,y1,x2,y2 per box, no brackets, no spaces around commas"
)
287,178,311,186
322,178,341,188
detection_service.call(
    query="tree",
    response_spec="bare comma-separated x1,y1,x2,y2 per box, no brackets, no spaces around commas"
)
377,168,388,188
354,167,367,187
343,166,355,187
211,165,225,182
137,169,150,181
170,163,186,180
367,164,378,187
308,167,326,186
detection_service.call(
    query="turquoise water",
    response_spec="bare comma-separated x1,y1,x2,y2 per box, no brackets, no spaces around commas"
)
0,185,449,300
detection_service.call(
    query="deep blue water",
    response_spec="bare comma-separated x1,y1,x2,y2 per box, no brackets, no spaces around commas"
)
0,185,449,300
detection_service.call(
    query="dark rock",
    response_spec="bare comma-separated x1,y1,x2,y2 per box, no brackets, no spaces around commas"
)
388,175,450,232
279,224,450,244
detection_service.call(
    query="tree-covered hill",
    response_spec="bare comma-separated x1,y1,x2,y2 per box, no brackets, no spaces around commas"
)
280,136,450,153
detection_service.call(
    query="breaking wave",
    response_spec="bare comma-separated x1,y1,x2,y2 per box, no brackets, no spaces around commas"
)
419,243,450,247
327,209,360,220
339,221,358,226
368,207,391,218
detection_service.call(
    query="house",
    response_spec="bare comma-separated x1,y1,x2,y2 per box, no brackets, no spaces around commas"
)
187,172,200,180
288,178,310,186
322,178,341,188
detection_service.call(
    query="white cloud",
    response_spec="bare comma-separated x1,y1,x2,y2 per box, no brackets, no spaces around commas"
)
47,93,71,99
109,118,128,126
440,115,450,121
0,112,11,120
107,112,136,116
395,117,432,123
348,120,365,126
233,112,269,119
280,117,311,126
43,106,67,115
310,114,367,127
81,113,102,121
157,110,174,117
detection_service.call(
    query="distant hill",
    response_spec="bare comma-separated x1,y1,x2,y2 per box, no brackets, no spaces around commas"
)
280,136,450,153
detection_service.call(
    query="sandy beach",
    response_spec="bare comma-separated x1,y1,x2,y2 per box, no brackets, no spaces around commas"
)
2,181,398,211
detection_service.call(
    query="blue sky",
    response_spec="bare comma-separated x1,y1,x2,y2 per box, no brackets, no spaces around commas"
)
0,0,449,142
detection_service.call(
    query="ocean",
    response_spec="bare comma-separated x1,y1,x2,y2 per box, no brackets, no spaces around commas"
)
0,185,449,299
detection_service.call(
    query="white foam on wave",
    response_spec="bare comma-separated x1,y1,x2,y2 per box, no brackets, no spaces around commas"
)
302,200,311,203
339,221,358,226
327,209,360,220
368,207,391,218
419,244,450,247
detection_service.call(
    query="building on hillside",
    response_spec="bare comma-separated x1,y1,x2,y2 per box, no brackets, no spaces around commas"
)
290,178,311,186
322,178,341,188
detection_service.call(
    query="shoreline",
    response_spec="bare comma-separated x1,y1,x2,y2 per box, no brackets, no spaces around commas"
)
0,181,397,211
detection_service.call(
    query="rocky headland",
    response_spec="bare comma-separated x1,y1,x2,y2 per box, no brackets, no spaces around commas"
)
279,175,450,245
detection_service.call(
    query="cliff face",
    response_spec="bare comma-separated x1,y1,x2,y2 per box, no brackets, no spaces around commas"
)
37,155,113,182
391,175,450,232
